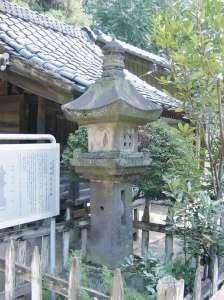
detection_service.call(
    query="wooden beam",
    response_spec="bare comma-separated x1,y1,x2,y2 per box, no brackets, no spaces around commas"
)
0,94,25,133
125,53,169,76
0,80,8,96
133,220,166,232
37,96,46,133
72,207,90,219
131,198,173,208
0,56,81,104
0,224,66,241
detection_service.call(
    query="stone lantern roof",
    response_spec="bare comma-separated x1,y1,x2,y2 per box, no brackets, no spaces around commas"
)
62,40,162,125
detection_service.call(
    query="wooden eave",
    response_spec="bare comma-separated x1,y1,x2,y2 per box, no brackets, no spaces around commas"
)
0,56,82,104
124,52,169,76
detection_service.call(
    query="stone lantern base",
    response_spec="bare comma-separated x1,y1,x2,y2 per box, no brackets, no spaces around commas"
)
71,151,152,266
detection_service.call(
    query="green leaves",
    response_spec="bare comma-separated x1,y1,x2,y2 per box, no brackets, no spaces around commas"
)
85,0,167,49
123,250,166,296
11,0,91,26
138,120,197,199
164,174,224,258
62,127,88,166
165,256,195,293
150,0,224,112
177,122,195,137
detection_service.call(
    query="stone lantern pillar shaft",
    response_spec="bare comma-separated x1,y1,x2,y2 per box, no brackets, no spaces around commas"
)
89,181,132,266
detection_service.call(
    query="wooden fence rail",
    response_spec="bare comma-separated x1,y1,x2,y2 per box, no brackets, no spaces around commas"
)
0,240,123,300
133,200,173,259
2,199,224,299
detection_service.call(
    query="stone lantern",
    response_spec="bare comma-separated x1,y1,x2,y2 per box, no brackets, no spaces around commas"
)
62,40,161,267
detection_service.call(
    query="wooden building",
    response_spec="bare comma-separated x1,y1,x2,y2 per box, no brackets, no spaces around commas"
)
0,0,180,147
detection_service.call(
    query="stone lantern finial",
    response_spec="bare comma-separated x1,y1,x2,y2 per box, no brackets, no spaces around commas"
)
102,39,125,77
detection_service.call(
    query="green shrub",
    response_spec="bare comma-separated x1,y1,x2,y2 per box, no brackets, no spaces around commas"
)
122,251,166,297
165,256,195,294
61,127,88,182
62,127,88,167
138,120,196,199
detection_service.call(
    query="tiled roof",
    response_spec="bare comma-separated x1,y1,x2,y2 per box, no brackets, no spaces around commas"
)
97,32,170,70
0,0,180,109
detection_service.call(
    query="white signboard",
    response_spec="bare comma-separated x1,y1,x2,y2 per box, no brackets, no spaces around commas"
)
0,143,60,229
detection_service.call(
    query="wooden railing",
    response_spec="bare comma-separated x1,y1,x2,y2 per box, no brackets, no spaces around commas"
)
1,195,224,299
132,199,173,259
0,240,123,300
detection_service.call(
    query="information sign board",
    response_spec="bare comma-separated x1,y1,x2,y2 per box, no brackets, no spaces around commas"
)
0,143,60,229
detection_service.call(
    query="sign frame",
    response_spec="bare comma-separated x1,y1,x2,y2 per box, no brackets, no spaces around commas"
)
0,134,59,274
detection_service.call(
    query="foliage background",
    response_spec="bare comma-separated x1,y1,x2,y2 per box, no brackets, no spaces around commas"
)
149,0,224,270
10,0,167,49
137,120,197,199
11,0,92,26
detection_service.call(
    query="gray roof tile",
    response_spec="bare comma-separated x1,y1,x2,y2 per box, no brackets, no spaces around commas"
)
19,48,33,59
6,29,17,39
30,55,44,66
59,70,75,81
8,39,24,51
42,62,58,72
26,44,40,54
0,0,179,109
0,21,8,31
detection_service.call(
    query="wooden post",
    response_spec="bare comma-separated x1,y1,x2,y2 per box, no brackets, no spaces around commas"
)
62,231,70,270
133,208,139,241
156,276,184,300
63,208,71,270
211,253,218,296
203,262,209,280
111,269,124,300
50,217,56,275
218,254,224,272
50,218,56,300
81,228,87,260
68,257,80,300
16,240,27,265
141,201,151,256
80,220,88,260
165,232,174,262
0,79,8,95
193,256,202,300
16,240,27,285
41,235,50,273
31,246,42,300
5,239,15,300
37,96,46,133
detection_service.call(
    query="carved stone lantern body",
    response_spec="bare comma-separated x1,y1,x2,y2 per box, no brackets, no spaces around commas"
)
63,41,161,267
